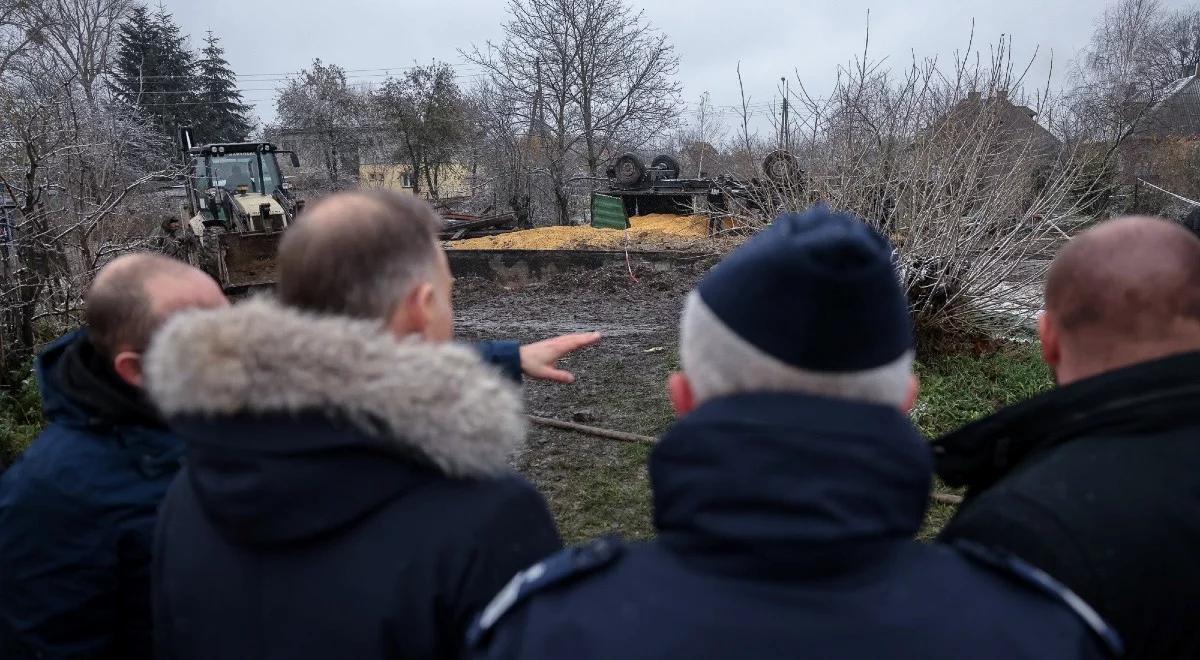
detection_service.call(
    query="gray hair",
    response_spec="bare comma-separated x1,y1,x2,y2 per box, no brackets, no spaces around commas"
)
679,292,914,408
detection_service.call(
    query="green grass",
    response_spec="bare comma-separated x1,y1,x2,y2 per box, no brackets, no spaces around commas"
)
913,341,1053,438
0,363,44,467
914,341,1053,539
535,340,1054,544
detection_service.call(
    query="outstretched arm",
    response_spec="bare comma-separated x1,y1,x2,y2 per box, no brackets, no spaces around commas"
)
518,332,602,384
478,333,602,384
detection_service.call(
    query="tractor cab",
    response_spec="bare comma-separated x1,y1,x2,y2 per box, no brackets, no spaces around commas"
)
174,128,307,291
177,128,304,237
184,141,302,234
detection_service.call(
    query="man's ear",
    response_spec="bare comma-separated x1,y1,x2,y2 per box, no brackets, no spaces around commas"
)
667,372,696,417
1039,311,1062,373
112,352,145,388
387,282,435,339
902,374,920,414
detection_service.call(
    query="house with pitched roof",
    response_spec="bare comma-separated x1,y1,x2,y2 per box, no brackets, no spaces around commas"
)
1119,64,1200,201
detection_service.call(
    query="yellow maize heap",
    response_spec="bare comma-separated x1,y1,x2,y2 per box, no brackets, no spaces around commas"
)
446,214,712,251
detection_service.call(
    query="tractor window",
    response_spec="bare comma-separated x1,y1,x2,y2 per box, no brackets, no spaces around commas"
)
258,154,282,193
208,154,260,192
193,157,212,190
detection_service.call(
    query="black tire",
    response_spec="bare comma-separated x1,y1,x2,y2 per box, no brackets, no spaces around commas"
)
763,150,800,182
651,155,681,179
613,153,646,187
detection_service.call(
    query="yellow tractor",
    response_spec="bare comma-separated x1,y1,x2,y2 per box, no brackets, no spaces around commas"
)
177,128,305,290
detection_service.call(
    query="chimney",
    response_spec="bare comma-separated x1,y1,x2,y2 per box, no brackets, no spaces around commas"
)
968,90,981,103
995,89,1009,103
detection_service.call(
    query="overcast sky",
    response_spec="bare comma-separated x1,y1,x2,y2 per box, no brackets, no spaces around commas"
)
162,0,1195,134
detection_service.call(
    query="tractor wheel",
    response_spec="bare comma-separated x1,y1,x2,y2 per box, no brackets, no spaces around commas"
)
763,150,801,182
651,155,682,179
614,153,646,187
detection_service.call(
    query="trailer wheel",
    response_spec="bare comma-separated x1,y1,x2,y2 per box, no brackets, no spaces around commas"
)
614,153,646,187
651,155,681,179
763,150,800,182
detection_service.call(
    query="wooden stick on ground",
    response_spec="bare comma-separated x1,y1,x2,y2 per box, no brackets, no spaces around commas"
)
527,415,657,444
529,414,967,507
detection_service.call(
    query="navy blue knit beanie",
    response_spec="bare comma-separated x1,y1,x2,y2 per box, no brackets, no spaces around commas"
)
696,205,913,373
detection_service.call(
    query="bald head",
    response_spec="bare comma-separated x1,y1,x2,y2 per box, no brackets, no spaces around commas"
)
87,253,227,386
1042,216,1200,383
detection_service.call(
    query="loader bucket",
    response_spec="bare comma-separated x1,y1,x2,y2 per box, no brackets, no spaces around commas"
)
218,231,283,290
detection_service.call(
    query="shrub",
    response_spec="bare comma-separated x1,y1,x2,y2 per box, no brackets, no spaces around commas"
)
0,363,44,467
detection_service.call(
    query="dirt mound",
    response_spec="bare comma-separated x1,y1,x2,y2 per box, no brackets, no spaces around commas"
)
446,213,712,251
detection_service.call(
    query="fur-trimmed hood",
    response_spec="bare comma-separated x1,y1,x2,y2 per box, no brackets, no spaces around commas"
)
144,297,526,478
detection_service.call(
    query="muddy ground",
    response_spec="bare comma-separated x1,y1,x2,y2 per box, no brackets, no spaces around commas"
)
453,259,992,544
454,262,705,543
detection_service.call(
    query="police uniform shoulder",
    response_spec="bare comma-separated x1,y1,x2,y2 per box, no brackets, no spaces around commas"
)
952,540,1124,657
467,536,624,648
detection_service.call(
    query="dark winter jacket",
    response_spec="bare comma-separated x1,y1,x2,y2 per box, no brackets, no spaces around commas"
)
144,299,561,660
936,350,1200,660
469,392,1118,660
0,330,183,660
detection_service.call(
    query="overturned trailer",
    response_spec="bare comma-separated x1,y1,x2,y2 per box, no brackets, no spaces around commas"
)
597,151,803,217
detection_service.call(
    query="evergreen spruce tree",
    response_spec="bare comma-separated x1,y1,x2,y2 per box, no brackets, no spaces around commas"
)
194,32,252,142
111,3,198,133
112,5,161,106
150,3,198,131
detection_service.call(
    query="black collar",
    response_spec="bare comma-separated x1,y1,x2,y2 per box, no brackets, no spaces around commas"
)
56,333,165,430
651,392,932,576
934,350,1200,490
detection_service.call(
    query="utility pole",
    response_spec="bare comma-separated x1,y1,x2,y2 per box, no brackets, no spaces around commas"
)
520,57,543,229
780,76,790,152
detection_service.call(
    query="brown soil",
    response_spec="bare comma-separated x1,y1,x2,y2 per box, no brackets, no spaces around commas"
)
453,262,706,542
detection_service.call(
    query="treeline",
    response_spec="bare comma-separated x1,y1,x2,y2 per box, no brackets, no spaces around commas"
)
272,0,683,226
111,5,252,143
0,0,251,383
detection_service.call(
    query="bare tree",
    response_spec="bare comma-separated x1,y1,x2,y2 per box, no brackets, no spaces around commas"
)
0,0,48,79
466,81,542,226
1068,0,1176,144
673,92,728,177
562,0,682,176
276,59,366,189
34,0,130,101
0,0,169,376
464,0,682,224
734,30,1109,337
1153,7,1200,81
373,62,469,200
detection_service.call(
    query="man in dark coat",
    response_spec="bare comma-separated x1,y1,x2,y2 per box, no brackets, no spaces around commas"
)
0,254,229,660
468,207,1119,660
936,216,1200,660
146,191,572,660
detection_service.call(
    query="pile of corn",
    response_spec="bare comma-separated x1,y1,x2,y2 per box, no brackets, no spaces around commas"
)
447,213,711,250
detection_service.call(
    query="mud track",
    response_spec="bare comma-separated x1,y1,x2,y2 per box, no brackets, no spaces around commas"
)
454,262,709,542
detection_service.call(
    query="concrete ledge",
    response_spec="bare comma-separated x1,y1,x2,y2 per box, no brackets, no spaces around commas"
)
447,249,716,284
226,248,716,297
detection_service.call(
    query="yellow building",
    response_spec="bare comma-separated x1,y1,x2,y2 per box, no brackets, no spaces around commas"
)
359,163,473,200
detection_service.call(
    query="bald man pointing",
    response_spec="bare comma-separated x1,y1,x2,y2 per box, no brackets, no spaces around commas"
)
0,255,228,660
936,217,1200,660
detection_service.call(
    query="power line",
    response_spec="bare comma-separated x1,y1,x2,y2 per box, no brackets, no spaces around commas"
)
128,62,486,80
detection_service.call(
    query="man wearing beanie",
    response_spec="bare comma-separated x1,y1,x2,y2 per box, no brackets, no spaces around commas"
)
468,206,1118,660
